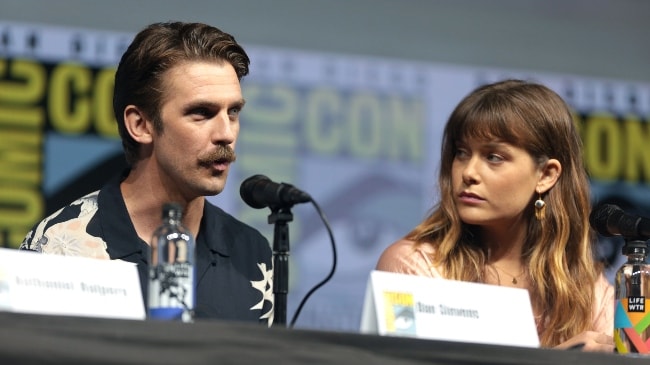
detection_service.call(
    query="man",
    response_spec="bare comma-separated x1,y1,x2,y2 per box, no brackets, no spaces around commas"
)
19,22,274,325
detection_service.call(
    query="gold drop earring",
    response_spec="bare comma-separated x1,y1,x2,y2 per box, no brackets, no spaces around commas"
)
534,190,546,221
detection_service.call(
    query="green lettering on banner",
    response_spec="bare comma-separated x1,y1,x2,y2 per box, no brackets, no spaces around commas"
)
349,92,382,158
240,84,300,240
306,88,424,161
306,88,342,154
387,96,423,162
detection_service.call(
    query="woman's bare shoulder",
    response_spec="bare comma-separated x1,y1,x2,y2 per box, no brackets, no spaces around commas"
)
375,238,439,277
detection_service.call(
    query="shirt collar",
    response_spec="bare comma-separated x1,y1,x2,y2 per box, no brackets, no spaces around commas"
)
199,202,231,257
98,170,149,262
98,169,232,259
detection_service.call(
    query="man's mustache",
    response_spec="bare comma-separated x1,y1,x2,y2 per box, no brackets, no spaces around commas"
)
198,145,237,164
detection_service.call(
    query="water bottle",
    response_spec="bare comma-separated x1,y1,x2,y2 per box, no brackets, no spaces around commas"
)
614,239,650,355
148,202,195,322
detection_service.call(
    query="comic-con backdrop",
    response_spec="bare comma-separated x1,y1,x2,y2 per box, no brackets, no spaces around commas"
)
2,21,649,331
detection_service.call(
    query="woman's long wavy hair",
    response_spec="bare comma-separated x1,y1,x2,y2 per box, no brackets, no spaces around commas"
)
406,79,601,347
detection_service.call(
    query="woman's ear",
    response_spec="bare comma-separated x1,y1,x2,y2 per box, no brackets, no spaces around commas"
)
537,158,562,194
123,105,153,144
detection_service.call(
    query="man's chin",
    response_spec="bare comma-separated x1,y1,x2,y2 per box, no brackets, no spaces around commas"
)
201,185,225,197
205,179,229,195
200,174,228,195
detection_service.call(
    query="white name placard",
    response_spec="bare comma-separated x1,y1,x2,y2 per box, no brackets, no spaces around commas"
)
360,270,539,348
0,248,145,320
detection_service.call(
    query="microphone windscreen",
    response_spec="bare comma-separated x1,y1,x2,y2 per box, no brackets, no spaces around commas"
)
239,174,270,209
589,204,622,237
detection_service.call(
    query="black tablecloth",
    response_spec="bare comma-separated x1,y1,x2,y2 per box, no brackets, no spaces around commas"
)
0,311,645,365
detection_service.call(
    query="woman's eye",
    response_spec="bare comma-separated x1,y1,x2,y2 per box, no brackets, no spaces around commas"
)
455,149,469,158
487,153,504,162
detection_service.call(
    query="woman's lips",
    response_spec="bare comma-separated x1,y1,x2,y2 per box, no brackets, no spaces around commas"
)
458,191,484,204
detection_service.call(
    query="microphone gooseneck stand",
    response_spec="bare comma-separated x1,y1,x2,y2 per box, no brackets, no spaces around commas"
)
268,205,293,327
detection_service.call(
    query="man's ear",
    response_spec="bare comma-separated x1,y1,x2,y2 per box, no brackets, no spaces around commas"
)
537,158,562,194
123,105,153,144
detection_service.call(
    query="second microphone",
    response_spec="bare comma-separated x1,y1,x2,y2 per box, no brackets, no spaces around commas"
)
240,175,312,209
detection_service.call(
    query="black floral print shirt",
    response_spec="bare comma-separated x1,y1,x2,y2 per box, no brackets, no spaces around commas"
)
20,171,274,325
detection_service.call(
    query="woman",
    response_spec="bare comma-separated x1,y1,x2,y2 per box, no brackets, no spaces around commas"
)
376,79,613,352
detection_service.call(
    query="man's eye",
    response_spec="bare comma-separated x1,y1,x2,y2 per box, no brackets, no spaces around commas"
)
228,107,241,117
191,108,212,118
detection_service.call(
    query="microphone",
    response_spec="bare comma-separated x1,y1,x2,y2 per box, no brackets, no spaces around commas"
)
240,174,311,209
589,204,650,239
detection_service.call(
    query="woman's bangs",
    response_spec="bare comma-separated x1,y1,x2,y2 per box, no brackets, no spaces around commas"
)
455,107,522,145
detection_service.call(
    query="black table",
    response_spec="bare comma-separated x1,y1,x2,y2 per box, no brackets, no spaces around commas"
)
0,311,646,364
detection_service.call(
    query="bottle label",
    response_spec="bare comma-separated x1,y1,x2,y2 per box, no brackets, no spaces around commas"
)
628,296,646,312
148,262,194,322
615,297,650,355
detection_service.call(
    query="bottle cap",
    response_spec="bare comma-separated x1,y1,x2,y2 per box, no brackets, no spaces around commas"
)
162,202,183,220
622,240,648,255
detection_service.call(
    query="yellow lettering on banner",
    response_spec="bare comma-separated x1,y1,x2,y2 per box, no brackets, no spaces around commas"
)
0,130,41,184
0,186,43,248
583,113,620,181
0,187,42,227
572,112,583,140
0,59,46,103
306,88,342,153
624,116,650,182
0,59,45,248
0,107,44,127
49,63,91,134
349,93,382,158
0,129,42,234
94,68,119,138
0,60,45,128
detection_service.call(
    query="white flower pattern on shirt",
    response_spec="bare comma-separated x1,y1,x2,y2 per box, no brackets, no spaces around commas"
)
250,262,274,326
21,191,104,255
